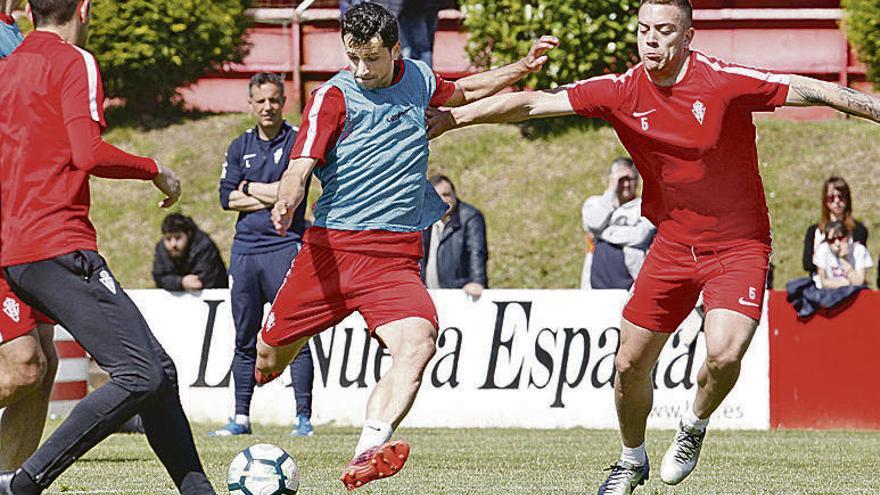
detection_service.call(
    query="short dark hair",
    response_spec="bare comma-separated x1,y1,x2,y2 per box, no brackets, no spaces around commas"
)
161,213,195,235
28,0,80,27
429,174,455,192
639,0,693,28
340,2,399,49
825,220,849,239
248,72,285,99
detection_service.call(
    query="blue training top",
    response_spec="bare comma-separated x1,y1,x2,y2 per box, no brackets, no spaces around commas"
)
313,58,447,232
0,16,23,58
219,122,310,255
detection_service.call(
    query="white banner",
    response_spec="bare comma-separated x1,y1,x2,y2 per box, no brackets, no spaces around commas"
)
127,288,768,430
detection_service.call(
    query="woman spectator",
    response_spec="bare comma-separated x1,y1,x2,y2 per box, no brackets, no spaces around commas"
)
814,221,872,289
802,176,868,277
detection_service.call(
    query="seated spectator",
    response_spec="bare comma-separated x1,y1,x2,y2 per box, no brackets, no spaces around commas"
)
802,176,867,277
582,157,655,290
814,220,872,289
152,213,228,291
421,174,488,299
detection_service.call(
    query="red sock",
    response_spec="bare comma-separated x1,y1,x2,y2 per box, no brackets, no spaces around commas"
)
255,368,281,386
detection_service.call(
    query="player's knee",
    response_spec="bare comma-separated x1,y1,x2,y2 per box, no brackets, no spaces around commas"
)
614,352,651,378
402,335,436,369
115,361,166,397
704,351,742,372
16,356,47,395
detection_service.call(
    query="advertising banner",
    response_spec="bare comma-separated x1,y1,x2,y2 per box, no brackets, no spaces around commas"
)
128,289,769,430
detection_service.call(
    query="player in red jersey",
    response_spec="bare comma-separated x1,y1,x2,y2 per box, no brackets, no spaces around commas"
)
0,0,60,473
428,1,880,493
254,3,557,491
0,1,215,494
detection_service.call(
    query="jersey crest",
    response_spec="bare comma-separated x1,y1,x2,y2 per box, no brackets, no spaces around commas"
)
692,100,706,125
98,269,117,295
3,297,20,322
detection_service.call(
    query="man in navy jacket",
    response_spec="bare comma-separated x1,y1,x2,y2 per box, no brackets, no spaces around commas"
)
420,175,488,298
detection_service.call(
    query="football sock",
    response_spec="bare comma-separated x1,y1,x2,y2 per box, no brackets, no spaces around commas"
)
354,419,393,456
11,469,41,495
234,414,250,426
620,442,647,466
682,408,710,432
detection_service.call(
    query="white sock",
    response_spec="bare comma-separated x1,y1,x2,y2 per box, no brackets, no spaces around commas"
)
620,442,647,466
234,414,250,426
354,419,393,456
682,408,709,432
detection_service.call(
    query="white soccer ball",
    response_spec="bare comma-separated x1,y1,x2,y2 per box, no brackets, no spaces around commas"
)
227,443,300,495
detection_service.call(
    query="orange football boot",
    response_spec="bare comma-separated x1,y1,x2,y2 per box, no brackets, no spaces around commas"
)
339,440,411,491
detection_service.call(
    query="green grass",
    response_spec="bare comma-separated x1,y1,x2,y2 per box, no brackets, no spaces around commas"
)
40,421,880,494
94,114,880,289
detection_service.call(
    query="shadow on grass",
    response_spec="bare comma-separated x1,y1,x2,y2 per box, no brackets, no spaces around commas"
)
518,116,609,139
76,455,152,463
105,103,223,131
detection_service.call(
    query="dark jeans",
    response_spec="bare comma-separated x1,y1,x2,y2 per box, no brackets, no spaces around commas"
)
4,251,214,494
398,10,439,67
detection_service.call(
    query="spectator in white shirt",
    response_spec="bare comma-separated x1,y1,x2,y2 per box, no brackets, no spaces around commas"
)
814,220,873,289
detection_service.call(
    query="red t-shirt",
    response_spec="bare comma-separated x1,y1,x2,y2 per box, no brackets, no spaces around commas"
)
566,51,790,248
0,32,155,266
292,60,456,256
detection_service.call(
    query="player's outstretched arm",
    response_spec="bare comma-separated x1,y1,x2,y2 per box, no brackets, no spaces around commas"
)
271,157,316,235
786,75,880,124
427,87,575,139
442,36,559,107
152,164,181,208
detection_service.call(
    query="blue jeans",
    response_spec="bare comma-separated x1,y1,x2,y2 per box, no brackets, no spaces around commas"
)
398,11,439,67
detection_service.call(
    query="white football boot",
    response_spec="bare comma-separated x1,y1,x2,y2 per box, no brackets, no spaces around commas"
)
660,421,706,485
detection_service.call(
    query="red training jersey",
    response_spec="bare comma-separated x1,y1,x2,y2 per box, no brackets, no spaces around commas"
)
0,32,156,266
290,60,456,257
566,51,790,248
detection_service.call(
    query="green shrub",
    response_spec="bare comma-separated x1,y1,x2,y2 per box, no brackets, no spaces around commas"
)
844,0,880,86
88,0,253,108
460,1,638,90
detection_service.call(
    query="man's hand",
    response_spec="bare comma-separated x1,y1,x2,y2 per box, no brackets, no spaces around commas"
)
520,35,560,73
153,163,181,208
271,200,294,236
181,274,204,291
607,166,629,195
426,106,456,140
463,282,484,300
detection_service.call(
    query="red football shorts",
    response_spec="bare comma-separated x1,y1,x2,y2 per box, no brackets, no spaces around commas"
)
623,234,772,333
0,277,54,344
261,242,439,347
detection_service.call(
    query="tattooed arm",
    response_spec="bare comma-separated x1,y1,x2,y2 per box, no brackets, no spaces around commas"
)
786,75,880,123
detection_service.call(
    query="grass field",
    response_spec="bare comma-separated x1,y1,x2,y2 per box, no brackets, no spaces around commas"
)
39,421,880,494
93,113,880,290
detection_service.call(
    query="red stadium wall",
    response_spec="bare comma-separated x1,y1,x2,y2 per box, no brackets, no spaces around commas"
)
767,290,880,430
181,0,877,118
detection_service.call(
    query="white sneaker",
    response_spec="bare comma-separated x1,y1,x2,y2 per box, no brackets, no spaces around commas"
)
660,421,706,485
596,459,649,495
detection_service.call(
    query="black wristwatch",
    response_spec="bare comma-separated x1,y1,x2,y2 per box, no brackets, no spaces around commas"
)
242,181,250,195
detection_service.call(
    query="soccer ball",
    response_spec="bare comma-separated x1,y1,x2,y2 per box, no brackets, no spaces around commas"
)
227,443,300,495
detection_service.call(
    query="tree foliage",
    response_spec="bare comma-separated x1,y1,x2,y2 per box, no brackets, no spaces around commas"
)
88,0,253,108
843,0,880,87
460,0,639,90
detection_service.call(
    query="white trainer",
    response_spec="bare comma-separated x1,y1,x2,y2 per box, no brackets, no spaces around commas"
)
660,421,706,485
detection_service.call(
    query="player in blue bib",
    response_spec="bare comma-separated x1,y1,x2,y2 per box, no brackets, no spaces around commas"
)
253,2,558,490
